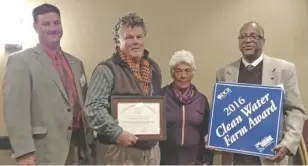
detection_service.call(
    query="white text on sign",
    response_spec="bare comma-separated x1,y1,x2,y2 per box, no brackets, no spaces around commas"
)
216,93,278,147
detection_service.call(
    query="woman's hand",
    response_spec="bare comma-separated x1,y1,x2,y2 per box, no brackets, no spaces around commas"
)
204,135,218,151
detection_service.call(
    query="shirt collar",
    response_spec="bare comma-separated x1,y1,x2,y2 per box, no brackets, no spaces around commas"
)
242,53,264,67
37,43,62,59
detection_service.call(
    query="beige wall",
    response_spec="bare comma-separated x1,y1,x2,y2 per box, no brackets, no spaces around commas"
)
0,0,308,163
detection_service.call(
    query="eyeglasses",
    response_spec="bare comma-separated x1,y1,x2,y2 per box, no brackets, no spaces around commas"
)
238,34,264,41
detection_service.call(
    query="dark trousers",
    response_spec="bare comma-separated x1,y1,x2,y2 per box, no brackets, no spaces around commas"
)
160,145,213,165
233,153,261,165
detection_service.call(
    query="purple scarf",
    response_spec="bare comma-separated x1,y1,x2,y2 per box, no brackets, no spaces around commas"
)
173,83,195,105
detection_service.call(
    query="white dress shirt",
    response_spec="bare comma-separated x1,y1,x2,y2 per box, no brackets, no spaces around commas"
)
241,53,264,67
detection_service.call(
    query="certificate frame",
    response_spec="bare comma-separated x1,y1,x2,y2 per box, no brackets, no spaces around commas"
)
111,95,166,141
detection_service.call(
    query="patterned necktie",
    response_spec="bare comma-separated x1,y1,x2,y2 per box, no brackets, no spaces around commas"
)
246,64,254,71
55,55,82,131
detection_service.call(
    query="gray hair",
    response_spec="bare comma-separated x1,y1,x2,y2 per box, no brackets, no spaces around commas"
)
169,50,196,74
113,13,147,44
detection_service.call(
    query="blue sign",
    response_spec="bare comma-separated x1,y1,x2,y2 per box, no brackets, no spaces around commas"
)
207,82,284,158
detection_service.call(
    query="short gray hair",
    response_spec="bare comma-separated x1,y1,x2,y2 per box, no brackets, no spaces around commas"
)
113,13,147,44
169,50,196,74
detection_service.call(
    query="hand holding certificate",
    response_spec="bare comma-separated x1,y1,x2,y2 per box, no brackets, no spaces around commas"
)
116,130,139,146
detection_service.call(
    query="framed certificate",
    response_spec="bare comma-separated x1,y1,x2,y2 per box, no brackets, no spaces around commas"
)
111,95,166,141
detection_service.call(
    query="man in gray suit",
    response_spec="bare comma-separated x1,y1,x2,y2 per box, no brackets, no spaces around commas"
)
3,3,93,165
213,21,306,165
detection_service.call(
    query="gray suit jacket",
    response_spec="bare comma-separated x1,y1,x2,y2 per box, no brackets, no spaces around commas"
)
2,46,93,164
216,55,306,165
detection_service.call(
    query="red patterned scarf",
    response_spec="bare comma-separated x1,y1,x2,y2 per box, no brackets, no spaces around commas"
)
173,83,195,105
117,47,151,95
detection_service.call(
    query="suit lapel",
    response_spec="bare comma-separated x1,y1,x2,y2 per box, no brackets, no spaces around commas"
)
33,46,70,103
262,55,277,86
225,56,277,85
64,54,83,106
261,56,280,164
225,59,241,82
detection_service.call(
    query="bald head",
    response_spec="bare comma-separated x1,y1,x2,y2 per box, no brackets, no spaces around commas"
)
240,21,264,37
238,21,265,62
